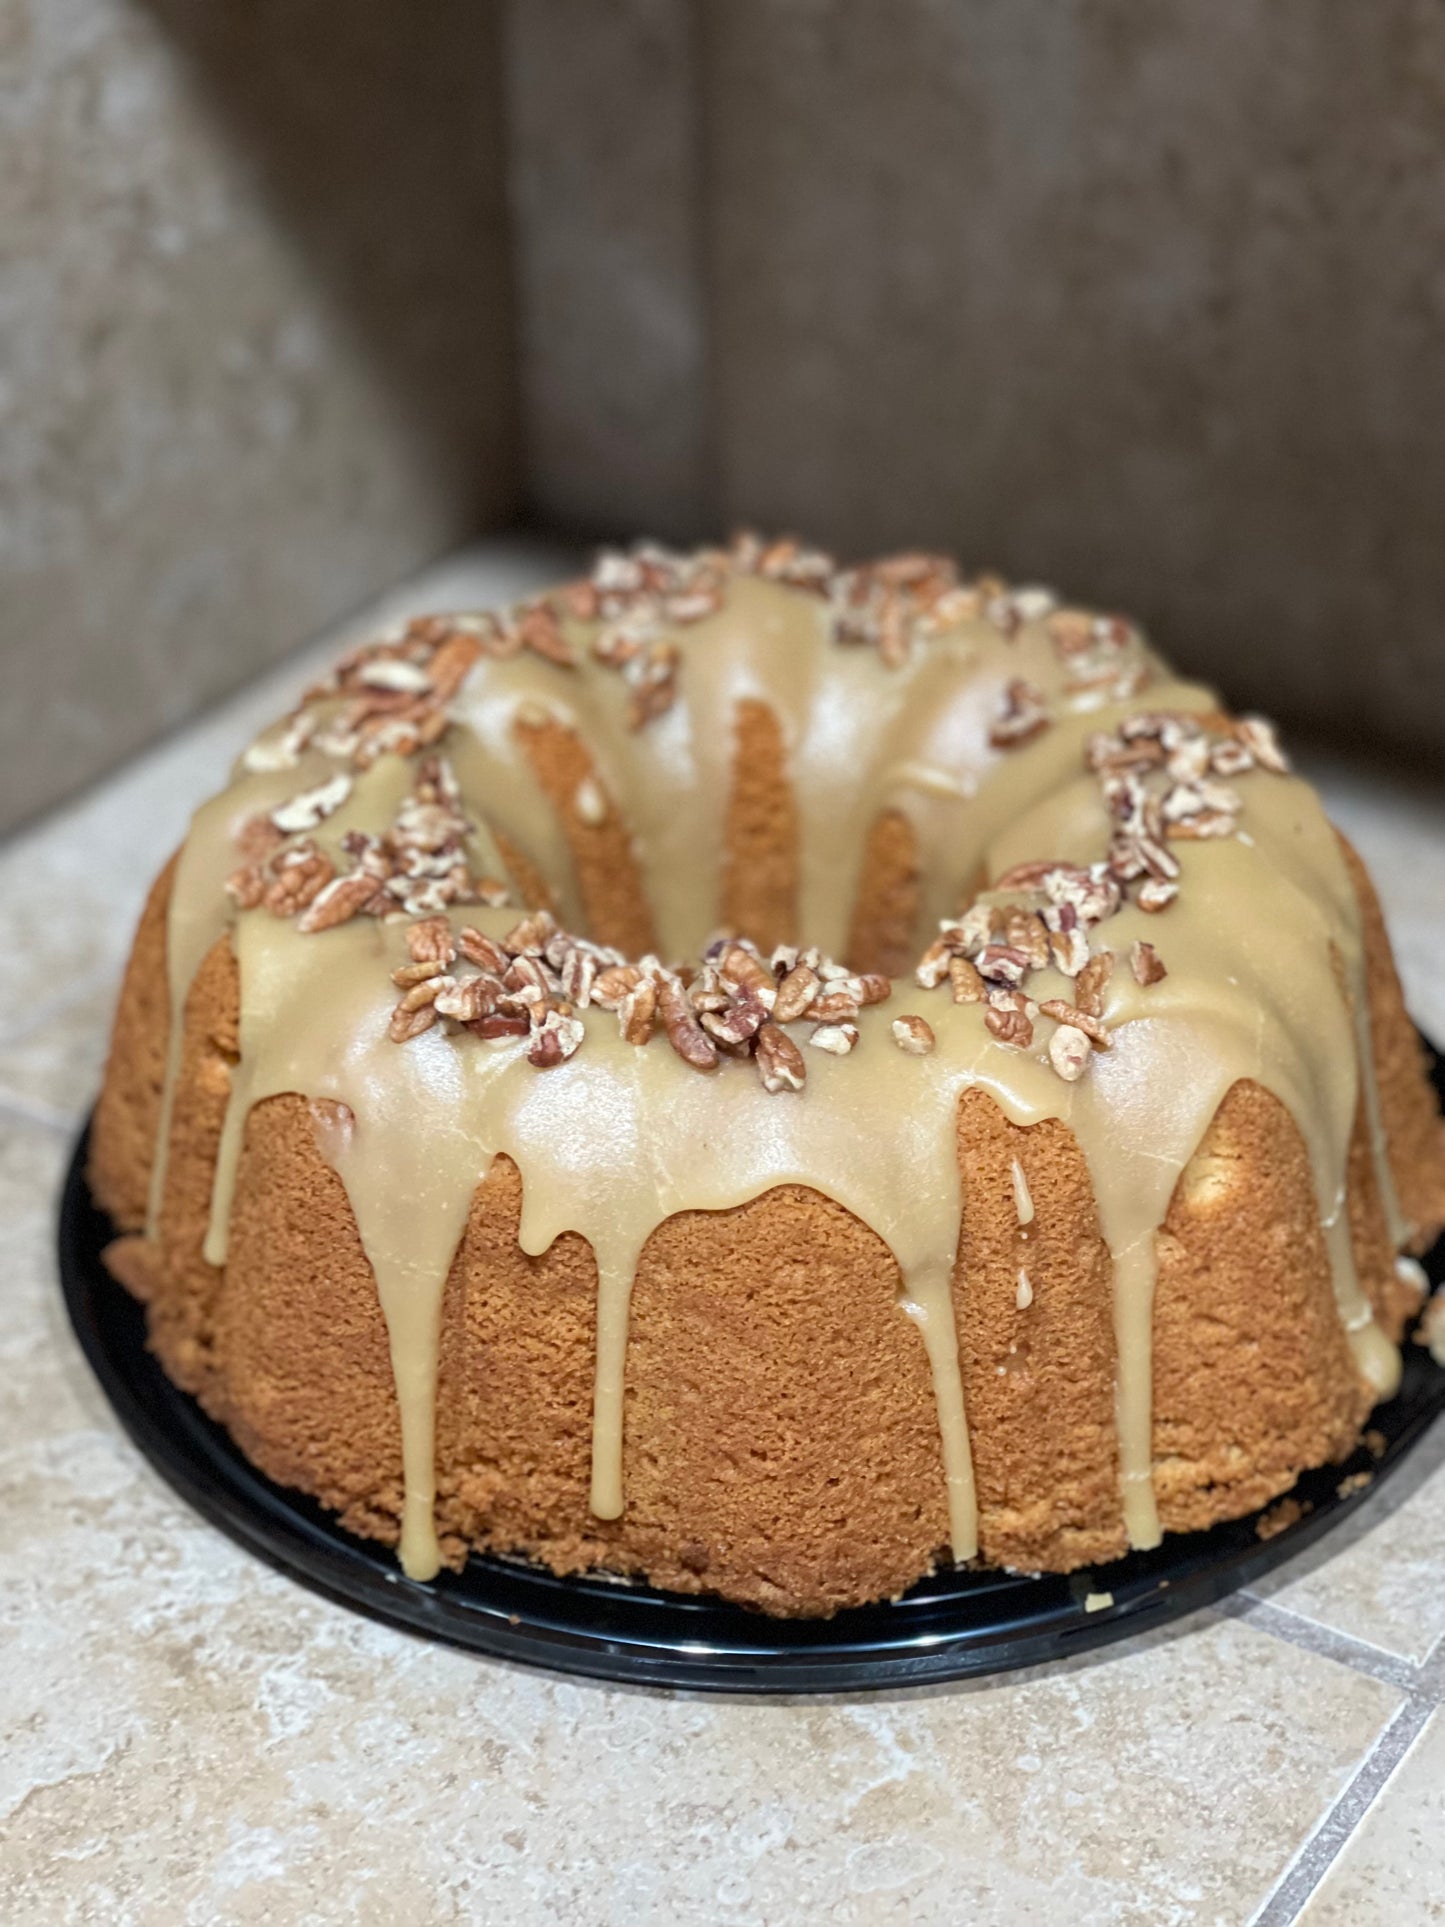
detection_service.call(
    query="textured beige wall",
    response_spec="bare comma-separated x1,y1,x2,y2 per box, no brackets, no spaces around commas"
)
505,0,1445,758
698,0,1445,755
2,0,516,835
505,0,708,540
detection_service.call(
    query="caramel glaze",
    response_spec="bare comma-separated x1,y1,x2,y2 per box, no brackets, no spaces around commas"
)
142,575,1413,1582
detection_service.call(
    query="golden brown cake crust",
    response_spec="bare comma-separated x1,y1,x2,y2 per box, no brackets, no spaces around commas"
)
846,808,922,981
721,697,799,953
1151,1080,1373,1532
513,715,656,958
89,852,177,1232
1337,833,1445,1247
953,1089,1127,1571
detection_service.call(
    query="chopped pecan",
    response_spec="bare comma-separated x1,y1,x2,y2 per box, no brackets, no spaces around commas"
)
658,975,718,1071
527,1009,584,1066
298,871,385,933
1048,925,1091,977
985,1004,1034,1049
1002,910,1051,971
810,984,861,1022
809,1021,859,1054
406,916,456,966
236,814,285,864
593,962,644,1011
501,910,558,957
975,944,1032,988
915,936,954,991
263,844,334,916
1236,715,1290,773
989,678,1051,749
949,955,985,1004
717,943,777,1005
389,1000,438,1044
1130,940,1167,986
1049,1023,1092,1081
470,1010,530,1040
433,976,500,1022
270,772,353,835
1038,999,1111,1049
701,993,770,1046
755,1022,806,1092
457,926,514,975
225,865,266,911
891,1014,936,1056
618,976,658,1045
1072,950,1114,1018
516,602,575,667
774,961,821,1022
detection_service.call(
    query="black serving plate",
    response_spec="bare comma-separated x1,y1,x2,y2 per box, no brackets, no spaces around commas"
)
59,1052,1445,1695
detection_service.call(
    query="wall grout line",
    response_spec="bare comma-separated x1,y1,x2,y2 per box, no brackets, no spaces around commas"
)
1230,1593,1422,1693
1250,1695,1433,1926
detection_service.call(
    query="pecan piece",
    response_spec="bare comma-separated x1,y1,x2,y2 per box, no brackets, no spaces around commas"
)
501,910,558,957
527,1009,584,1067
516,602,575,667
985,1004,1034,1049
225,865,266,911
263,844,334,916
270,772,353,835
618,976,658,1045
949,955,985,1004
701,990,771,1046
1235,715,1290,774
657,975,718,1072
989,678,1051,749
773,961,820,1023
406,916,456,966
470,1010,530,1040
1072,950,1114,1018
1130,940,1167,986
915,937,954,991
891,1014,936,1056
457,926,513,975
809,1021,859,1055
389,1000,438,1044
1048,925,1091,977
755,1022,806,1093
298,871,385,933
433,975,500,1022
236,813,285,864
1048,1023,1092,1081
717,943,777,1005
975,944,1032,988
1038,999,1111,1049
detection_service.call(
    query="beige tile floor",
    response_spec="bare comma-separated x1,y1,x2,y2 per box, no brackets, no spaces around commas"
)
2,540,1443,1926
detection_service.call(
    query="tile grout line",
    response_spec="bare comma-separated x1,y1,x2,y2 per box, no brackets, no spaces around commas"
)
1250,1695,1433,1926
1231,1593,1422,1692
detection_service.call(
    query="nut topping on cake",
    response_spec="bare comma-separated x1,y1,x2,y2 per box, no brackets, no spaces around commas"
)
911,708,1291,1079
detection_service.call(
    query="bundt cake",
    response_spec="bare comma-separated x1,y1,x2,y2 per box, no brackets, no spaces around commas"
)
90,536,1445,1616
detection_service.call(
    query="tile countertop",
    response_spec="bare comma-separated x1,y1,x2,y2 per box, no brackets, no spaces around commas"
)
2,539,1444,1927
